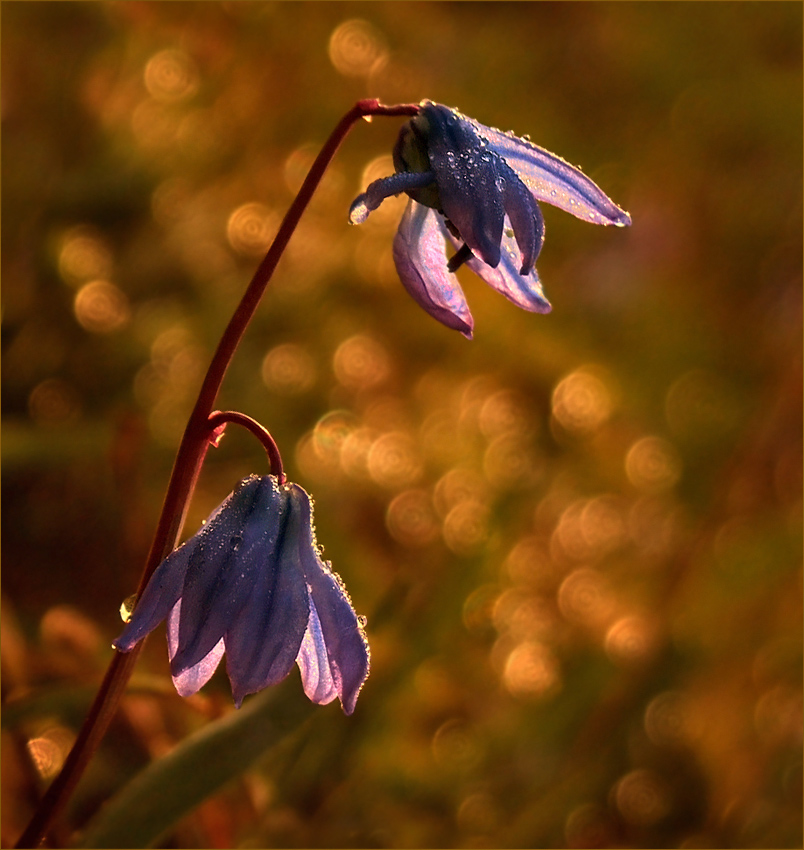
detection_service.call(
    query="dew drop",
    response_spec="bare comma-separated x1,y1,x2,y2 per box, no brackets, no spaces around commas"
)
230,535,243,550
357,615,368,628
120,594,138,624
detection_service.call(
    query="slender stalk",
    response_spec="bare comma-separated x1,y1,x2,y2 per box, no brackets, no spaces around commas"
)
207,410,286,484
15,98,419,850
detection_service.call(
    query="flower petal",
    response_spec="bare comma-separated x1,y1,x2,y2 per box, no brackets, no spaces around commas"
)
168,599,225,697
392,199,474,338
223,481,310,708
292,484,370,716
296,597,339,706
497,157,546,274
171,476,287,676
467,116,632,227
420,102,505,267
451,219,553,314
112,540,192,653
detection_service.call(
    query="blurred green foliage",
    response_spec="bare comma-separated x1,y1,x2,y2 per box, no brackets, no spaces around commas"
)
2,2,802,848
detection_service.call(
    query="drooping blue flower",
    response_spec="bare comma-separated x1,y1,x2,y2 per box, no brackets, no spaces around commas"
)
113,475,369,715
349,100,632,338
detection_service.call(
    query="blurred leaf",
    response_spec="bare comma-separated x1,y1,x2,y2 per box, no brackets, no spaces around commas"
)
77,690,315,848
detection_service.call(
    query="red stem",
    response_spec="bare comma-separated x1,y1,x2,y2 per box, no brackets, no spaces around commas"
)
207,410,286,484
15,98,419,850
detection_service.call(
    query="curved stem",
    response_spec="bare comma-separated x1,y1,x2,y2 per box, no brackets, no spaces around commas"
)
206,410,286,484
15,98,420,850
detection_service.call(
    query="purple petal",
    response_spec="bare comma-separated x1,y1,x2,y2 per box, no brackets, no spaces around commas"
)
112,540,191,653
393,199,474,338
467,116,632,227
296,598,339,706
172,476,286,676
497,157,546,274
223,481,310,709
167,600,225,697
452,219,553,314
420,102,505,266
291,484,370,716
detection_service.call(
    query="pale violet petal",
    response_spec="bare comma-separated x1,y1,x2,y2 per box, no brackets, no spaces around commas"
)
291,483,370,716
447,218,552,314
468,117,631,227
296,597,338,706
168,600,224,697
392,199,474,338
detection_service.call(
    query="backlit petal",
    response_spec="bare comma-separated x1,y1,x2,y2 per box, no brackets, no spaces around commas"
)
296,598,339,706
223,481,310,708
453,219,553,314
393,199,474,338
467,116,632,227
168,600,225,697
292,484,370,716
112,539,191,652
171,476,286,676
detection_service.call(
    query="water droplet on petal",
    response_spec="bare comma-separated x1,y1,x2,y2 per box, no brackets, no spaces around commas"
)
120,594,138,624
230,535,243,551
357,615,368,628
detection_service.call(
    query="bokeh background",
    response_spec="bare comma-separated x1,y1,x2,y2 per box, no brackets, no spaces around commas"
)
2,2,802,848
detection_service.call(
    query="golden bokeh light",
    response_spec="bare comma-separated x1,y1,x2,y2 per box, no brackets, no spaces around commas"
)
226,202,280,257
613,769,671,826
433,468,486,519
604,615,658,665
431,718,482,771
551,366,613,436
58,226,113,286
367,431,423,489
340,426,380,479
26,728,74,780
493,590,558,642
552,495,627,562
73,280,130,334
564,803,615,849
478,389,532,439
504,536,555,588
261,343,316,395
503,641,561,699
557,568,616,629
483,434,543,489
144,48,199,103
644,690,702,747
442,500,489,556
328,19,389,78
333,334,391,391
625,435,682,493
312,410,358,466
385,489,440,546
28,379,81,426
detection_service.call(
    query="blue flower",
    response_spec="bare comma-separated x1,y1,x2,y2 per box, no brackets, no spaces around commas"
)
349,100,631,338
113,475,369,715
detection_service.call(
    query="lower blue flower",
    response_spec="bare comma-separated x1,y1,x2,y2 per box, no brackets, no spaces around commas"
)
113,475,370,715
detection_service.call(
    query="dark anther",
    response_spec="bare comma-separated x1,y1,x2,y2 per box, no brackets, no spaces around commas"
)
447,243,474,273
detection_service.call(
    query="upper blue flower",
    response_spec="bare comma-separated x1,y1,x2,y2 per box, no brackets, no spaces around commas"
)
113,475,369,715
349,100,631,338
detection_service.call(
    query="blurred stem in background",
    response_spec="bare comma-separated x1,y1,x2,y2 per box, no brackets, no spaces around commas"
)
15,98,419,850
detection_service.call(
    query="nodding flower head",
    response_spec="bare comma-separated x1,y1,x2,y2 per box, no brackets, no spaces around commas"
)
113,475,370,715
349,100,631,339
